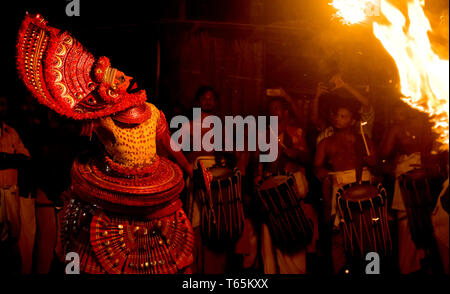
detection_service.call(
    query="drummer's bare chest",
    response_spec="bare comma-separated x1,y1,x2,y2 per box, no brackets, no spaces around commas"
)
326,135,358,168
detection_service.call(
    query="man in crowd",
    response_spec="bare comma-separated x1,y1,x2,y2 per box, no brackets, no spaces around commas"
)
0,95,32,274
314,97,377,274
312,74,375,146
380,100,434,274
256,93,318,274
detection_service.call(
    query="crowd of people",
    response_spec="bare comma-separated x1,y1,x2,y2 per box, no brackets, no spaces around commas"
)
0,72,448,275
177,76,448,276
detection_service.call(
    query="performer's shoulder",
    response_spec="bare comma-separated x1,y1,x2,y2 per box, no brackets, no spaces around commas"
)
145,102,161,116
145,102,158,111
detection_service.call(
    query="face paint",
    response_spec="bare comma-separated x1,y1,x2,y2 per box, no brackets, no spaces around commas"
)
111,70,133,94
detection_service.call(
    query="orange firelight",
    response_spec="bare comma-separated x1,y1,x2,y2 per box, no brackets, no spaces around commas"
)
331,0,449,151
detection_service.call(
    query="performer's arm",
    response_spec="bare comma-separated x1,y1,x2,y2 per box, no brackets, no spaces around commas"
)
331,75,370,111
155,110,193,178
342,83,370,109
159,132,194,178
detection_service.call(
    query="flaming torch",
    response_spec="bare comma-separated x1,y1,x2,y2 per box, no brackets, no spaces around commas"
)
330,0,449,151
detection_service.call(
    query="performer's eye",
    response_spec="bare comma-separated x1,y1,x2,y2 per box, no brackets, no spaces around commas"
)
118,75,125,83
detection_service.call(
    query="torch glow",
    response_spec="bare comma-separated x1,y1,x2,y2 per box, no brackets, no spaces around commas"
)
331,0,449,151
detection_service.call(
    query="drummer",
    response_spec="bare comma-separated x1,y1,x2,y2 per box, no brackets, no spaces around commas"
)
184,86,252,274
256,90,319,274
314,98,377,274
380,100,434,274
182,85,223,274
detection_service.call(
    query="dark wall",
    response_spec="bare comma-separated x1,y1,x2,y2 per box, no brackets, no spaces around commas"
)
1,0,447,143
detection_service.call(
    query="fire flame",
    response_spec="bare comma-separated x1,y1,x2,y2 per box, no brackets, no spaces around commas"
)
329,0,380,24
330,0,449,151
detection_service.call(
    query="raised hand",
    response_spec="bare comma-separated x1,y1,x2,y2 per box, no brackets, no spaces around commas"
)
330,74,345,90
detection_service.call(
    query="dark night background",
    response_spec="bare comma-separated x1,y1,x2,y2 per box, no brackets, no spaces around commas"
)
0,0,448,201
0,0,448,276
0,0,401,117
1,0,448,118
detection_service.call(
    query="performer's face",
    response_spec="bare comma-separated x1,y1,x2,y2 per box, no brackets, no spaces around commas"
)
112,70,136,94
333,107,354,129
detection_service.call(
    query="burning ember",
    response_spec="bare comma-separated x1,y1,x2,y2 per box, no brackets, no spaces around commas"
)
330,0,449,151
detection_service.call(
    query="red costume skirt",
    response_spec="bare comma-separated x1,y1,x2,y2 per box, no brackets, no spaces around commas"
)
57,156,194,274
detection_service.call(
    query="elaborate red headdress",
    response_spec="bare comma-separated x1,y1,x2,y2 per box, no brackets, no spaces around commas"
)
16,13,147,119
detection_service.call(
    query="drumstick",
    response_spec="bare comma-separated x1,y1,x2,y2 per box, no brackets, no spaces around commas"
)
360,121,371,156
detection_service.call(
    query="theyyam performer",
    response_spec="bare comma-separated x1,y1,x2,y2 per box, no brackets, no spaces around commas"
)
16,13,195,274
